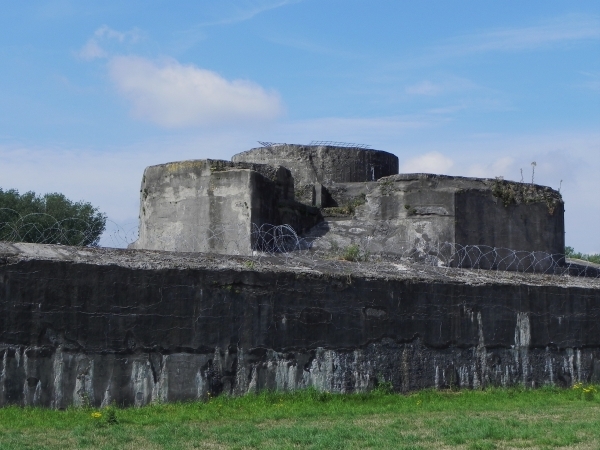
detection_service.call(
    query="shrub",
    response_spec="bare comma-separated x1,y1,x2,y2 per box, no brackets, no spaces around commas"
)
342,244,361,262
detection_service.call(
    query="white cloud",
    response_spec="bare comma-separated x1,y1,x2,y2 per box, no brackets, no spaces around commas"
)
77,25,142,60
93,25,139,42
107,56,283,128
78,39,107,60
400,152,454,174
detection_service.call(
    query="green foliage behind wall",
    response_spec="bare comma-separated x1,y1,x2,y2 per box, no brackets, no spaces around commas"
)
565,246,600,264
0,188,106,246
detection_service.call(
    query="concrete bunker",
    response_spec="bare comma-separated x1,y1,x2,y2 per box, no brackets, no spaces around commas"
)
130,143,564,266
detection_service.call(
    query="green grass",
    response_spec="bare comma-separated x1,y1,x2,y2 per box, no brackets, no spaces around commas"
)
1,386,600,449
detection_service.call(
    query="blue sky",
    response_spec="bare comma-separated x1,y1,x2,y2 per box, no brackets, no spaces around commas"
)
1,1,599,251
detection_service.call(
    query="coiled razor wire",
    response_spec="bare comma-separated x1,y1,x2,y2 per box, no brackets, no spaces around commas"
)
0,210,598,279
252,223,309,253
0,208,102,247
248,225,598,278
0,208,136,248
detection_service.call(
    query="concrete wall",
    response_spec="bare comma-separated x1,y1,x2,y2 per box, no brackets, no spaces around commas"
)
0,242,599,408
454,186,564,253
232,144,399,188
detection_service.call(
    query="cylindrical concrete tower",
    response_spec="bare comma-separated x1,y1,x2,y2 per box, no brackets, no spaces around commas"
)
232,144,399,186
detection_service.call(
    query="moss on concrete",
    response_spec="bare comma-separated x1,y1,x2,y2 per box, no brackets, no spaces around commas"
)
322,194,366,217
490,178,562,214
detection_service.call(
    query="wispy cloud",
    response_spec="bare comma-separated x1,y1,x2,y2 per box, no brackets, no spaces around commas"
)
576,71,600,92
171,0,303,53
405,81,443,96
399,75,514,119
405,77,479,96
425,105,468,115
264,35,360,59
197,0,303,27
437,14,600,57
108,56,283,128
392,14,600,71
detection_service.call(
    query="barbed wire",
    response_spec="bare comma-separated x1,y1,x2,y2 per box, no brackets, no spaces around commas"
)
248,224,599,278
80,222,600,280
0,208,103,247
1,210,598,279
0,208,135,248
101,220,140,248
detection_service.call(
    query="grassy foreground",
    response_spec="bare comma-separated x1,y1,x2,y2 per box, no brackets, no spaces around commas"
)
1,385,599,449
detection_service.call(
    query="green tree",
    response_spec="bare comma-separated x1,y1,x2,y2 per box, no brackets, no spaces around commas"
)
565,246,600,264
0,188,107,246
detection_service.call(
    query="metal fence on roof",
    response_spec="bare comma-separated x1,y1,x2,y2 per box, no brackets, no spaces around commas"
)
257,141,373,149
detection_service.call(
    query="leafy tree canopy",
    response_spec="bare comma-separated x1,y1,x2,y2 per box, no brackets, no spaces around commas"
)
565,246,600,265
0,188,107,246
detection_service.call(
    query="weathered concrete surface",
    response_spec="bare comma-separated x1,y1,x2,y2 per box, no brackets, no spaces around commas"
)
321,181,377,210
129,160,320,255
309,174,564,262
232,144,399,194
1,242,599,408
